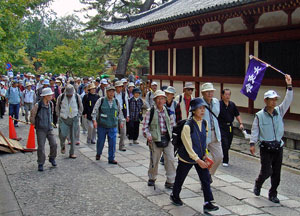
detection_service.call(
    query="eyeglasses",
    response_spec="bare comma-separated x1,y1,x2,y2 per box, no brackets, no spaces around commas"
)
186,88,194,91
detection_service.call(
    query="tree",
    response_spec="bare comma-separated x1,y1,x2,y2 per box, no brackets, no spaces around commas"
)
80,0,169,77
0,0,52,71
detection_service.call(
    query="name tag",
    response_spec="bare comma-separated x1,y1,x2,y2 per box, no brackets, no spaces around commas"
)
101,114,107,118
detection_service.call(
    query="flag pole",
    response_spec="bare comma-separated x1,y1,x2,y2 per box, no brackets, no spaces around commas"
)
249,55,286,76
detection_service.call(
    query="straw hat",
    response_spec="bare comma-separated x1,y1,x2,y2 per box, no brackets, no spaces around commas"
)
201,83,216,92
40,88,53,97
153,90,167,99
88,83,96,90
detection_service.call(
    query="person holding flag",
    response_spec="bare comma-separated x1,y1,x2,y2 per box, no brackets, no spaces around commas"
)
249,74,293,203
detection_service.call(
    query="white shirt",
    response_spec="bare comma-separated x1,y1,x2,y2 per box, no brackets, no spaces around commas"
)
23,89,35,103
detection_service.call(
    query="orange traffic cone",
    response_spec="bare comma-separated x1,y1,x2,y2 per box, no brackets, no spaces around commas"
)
24,124,37,152
9,116,21,141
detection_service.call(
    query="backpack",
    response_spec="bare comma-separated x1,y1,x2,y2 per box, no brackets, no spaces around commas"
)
59,93,80,109
171,118,207,155
36,100,54,118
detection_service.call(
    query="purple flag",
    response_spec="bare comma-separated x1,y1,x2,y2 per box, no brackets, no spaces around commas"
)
240,58,268,100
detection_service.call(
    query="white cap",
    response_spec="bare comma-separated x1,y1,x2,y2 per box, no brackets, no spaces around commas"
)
100,79,108,85
0,81,5,86
151,81,158,86
264,90,280,99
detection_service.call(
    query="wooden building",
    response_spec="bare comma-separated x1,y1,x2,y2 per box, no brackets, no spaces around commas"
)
103,0,300,120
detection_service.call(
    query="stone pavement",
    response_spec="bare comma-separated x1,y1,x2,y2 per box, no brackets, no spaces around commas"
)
76,127,300,216
0,115,300,215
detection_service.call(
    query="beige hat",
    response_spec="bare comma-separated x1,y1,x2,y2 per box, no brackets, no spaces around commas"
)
151,81,158,86
128,82,135,88
88,83,96,90
25,82,32,87
55,79,61,83
106,86,115,91
164,86,176,94
115,81,123,87
153,90,167,99
40,87,53,97
65,84,75,95
201,82,216,92
183,82,195,89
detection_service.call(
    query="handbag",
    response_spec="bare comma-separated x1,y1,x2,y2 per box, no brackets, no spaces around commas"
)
259,140,281,152
155,135,169,148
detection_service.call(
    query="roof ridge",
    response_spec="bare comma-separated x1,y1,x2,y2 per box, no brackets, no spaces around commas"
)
127,0,178,22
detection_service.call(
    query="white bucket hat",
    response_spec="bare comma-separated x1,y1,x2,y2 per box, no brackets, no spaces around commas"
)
153,90,167,99
201,82,216,92
25,82,32,87
128,82,135,87
164,86,176,94
40,87,53,97
183,82,195,89
115,81,123,87
264,90,280,99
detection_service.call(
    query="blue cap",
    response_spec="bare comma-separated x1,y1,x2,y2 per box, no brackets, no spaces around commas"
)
190,98,206,112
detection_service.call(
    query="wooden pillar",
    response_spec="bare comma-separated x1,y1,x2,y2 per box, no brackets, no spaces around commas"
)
195,46,200,97
248,41,255,114
170,48,174,86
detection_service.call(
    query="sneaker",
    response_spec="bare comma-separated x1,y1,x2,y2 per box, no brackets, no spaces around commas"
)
222,163,229,167
203,202,219,213
133,140,139,144
38,164,44,172
119,148,126,152
14,124,19,127
170,194,183,206
253,185,261,196
148,179,155,187
69,154,77,159
269,196,280,203
91,141,96,144
75,142,80,146
49,158,57,167
96,155,100,160
108,160,118,165
165,182,174,189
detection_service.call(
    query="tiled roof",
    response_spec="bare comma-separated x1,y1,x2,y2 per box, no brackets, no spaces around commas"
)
102,0,265,32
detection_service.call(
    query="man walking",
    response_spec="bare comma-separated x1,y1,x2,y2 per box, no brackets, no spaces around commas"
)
114,81,129,151
142,90,176,189
0,82,7,118
22,82,36,123
30,88,57,171
201,83,222,178
175,82,194,123
145,82,157,109
218,89,244,167
5,80,22,127
56,85,83,159
92,86,124,164
250,75,293,203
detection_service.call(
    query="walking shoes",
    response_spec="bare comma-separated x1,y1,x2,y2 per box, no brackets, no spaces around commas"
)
170,194,183,206
108,160,118,164
165,182,174,189
49,158,57,167
253,185,261,196
38,164,44,172
203,202,219,213
148,179,155,187
269,196,280,203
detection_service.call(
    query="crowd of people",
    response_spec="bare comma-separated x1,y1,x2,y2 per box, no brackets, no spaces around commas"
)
0,72,293,213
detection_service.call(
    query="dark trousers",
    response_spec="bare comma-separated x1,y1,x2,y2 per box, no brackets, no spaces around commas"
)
220,127,233,164
0,99,5,117
173,160,214,202
255,147,283,198
52,99,58,126
9,103,20,125
127,120,140,140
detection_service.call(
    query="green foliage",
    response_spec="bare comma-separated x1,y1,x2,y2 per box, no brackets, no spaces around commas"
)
0,0,51,71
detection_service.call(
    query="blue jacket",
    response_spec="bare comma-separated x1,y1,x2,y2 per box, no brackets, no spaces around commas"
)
5,87,22,104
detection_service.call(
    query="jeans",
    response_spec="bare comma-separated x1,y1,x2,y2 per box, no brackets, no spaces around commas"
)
9,103,20,125
96,127,117,161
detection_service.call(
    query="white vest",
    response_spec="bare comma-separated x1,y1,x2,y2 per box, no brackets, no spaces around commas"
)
23,90,35,103
60,94,79,119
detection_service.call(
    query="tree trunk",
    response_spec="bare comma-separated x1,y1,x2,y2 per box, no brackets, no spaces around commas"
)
115,36,137,78
115,0,155,77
